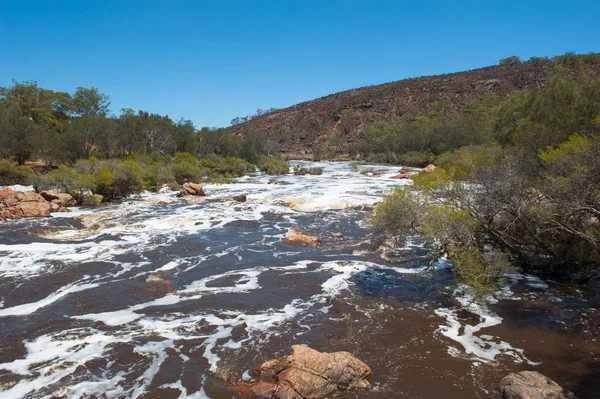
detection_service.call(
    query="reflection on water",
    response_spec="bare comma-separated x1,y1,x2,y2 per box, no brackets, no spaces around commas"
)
0,162,598,398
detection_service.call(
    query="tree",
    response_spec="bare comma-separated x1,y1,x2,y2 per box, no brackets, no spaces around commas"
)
499,56,522,66
72,87,110,117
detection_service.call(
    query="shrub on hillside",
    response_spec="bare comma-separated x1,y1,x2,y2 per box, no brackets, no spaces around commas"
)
0,160,34,185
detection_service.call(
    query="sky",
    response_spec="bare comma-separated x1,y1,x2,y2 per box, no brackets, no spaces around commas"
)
1,0,599,128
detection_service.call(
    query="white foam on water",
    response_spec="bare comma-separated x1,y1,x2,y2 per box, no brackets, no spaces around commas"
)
435,285,541,365
0,184,34,192
0,258,403,398
0,282,100,317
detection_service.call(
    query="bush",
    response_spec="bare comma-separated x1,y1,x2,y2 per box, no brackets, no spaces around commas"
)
171,152,201,184
257,155,289,175
0,160,35,185
93,159,143,200
293,165,323,175
395,151,434,167
32,165,77,193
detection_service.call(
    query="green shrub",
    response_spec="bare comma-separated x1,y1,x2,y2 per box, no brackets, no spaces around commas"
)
293,165,323,175
395,151,434,167
94,159,143,200
257,155,289,175
32,165,77,193
0,160,35,185
172,152,201,184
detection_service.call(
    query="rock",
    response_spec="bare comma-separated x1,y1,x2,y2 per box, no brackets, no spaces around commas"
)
283,228,321,248
177,182,205,197
40,190,60,202
330,232,344,237
0,188,15,199
2,202,52,218
0,190,62,219
82,194,104,207
421,164,437,173
52,193,77,207
14,191,46,203
391,171,413,179
235,345,371,399
268,180,278,185
232,194,247,202
500,371,576,399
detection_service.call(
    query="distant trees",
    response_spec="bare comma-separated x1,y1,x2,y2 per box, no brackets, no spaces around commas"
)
499,56,522,66
230,107,278,125
0,81,282,170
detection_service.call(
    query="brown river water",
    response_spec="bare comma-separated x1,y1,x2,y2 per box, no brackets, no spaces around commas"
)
0,161,598,399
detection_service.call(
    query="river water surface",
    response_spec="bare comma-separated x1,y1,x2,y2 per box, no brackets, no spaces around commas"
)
0,162,598,398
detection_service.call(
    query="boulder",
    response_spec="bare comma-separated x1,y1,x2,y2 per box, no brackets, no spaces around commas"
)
0,190,60,219
41,191,76,207
391,171,413,179
500,371,576,399
0,188,16,199
177,183,205,197
283,228,321,248
268,180,278,185
330,232,344,238
40,190,60,202
232,194,247,203
2,202,52,218
235,345,371,399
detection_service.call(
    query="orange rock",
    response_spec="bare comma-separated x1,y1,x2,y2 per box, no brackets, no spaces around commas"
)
391,171,413,179
177,183,205,197
283,228,321,247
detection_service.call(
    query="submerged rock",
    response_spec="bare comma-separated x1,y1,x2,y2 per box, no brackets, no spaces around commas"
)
500,371,576,399
178,182,205,197
232,194,247,202
234,345,371,399
283,228,321,247
330,232,344,237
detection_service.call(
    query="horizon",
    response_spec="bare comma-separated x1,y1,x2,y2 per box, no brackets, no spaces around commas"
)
2,1,599,128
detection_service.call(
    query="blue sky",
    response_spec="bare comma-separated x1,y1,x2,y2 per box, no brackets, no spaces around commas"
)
1,0,599,128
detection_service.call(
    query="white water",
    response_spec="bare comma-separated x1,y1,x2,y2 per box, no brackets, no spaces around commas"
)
0,162,551,398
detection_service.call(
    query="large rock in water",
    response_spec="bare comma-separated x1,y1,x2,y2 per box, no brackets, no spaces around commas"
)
0,189,58,219
177,183,205,197
283,228,321,248
234,345,371,399
500,371,576,399
40,191,77,207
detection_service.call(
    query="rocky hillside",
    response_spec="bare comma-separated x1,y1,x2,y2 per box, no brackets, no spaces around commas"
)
226,61,600,154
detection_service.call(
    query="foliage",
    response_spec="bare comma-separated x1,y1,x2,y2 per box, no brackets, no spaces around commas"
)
370,71,600,290
257,156,289,175
0,160,34,185
293,165,324,175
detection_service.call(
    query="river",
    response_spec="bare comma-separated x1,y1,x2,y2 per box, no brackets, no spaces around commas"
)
0,161,598,398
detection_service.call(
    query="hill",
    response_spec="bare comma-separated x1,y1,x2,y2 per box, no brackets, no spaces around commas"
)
225,56,600,154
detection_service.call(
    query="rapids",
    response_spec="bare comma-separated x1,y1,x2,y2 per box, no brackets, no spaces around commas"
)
0,161,598,398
